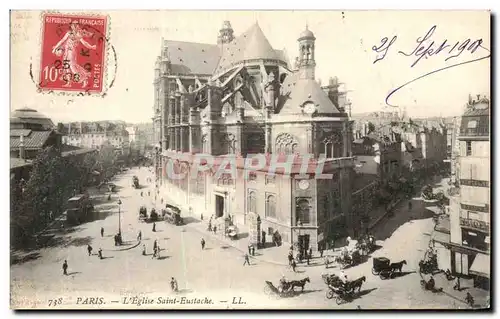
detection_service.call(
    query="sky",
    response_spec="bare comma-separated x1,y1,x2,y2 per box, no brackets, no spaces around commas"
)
11,10,490,124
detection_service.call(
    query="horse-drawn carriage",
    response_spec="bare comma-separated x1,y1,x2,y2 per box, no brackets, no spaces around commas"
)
163,204,183,226
264,277,310,298
132,176,139,189
419,256,438,274
335,248,362,269
356,234,376,254
138,206,162,223
372,257,407,279
322,274,366,305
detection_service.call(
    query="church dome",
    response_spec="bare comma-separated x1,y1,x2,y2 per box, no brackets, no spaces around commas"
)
298,26,315,40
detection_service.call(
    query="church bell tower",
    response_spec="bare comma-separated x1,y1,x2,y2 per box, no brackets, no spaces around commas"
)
297,25,316,80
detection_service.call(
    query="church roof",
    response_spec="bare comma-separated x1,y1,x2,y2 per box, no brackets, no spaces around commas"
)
214,23,285,74
278,74,341,115
164,40,221,76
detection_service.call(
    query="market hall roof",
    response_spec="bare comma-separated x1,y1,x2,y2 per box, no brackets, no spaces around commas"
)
10,107,55,128
10,130,54,150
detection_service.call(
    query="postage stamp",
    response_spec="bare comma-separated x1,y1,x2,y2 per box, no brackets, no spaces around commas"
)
38,13,108,94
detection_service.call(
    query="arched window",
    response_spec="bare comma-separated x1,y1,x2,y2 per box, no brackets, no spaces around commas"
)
266,194,276,219
296,198,310,224
275,133,299,155
247,190,257,214
321,133,343,158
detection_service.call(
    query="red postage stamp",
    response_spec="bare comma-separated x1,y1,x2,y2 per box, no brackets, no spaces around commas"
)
39,13,108,94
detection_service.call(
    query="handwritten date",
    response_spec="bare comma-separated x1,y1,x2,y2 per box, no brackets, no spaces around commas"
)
371,25,490,106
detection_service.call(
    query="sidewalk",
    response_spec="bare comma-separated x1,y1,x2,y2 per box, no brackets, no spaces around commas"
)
422,229,490,309
156,185,333,267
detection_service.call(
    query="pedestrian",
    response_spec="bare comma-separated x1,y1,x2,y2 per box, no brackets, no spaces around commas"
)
454,277,461,291
161,198,164,204
408,201,412,211
319,245,324,258
98,248,103,259
153,239,158,251
201,238,206,250
142,244,146,256
62,260,68,275
213,226,217,234
152,222,156,232
170,277,178,292
288,251,294,265
157,245,161,258
101,227,104,237
248,244,252,255
87,244,93,256
306,253,310,266
201,213,204,221
208,221,212,232
141,191,143,197
243,253,250,266
324,256,330,269
291,259,297,272
137,230,142,241
309,247,313,259
152,247,157,259
251,245,255,256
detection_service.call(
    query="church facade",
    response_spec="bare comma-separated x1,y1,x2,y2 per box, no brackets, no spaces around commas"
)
152,21,356,252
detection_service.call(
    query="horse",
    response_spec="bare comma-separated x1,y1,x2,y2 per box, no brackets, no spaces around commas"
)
289,277,310,292
348,276,366,293
390,260,407,272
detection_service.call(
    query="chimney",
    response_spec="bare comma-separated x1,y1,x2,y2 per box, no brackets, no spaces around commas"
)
19,134,25,159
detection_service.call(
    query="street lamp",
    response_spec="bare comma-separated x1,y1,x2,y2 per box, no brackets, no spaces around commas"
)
117,198,122,236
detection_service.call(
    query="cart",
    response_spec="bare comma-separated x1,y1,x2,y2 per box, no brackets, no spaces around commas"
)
372,257,395,279
264,281,295,298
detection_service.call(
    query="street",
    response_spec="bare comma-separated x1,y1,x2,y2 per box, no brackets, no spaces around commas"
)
11,167,461,309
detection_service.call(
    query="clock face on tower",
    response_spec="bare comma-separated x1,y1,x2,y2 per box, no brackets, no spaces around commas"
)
303,102,317,114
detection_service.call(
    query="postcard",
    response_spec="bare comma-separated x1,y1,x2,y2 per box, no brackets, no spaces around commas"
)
10,10,490,310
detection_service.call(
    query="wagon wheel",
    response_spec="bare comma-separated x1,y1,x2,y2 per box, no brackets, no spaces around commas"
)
371,268,379,275
380,270,390,280
326,289,334,299
335,296,343,305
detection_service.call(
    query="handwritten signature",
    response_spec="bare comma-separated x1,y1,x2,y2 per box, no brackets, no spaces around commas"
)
372,25,490,106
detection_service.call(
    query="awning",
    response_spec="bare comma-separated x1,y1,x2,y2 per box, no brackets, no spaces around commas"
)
432,231,450,245
469,253,490,278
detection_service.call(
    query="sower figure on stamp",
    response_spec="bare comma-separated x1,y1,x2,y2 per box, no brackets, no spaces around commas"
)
51,21,96,88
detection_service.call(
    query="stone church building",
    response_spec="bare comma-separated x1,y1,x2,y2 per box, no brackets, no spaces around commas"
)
152,21,355,252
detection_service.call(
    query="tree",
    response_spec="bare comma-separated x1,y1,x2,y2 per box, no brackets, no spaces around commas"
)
367,122,376,134
14,146,67,237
